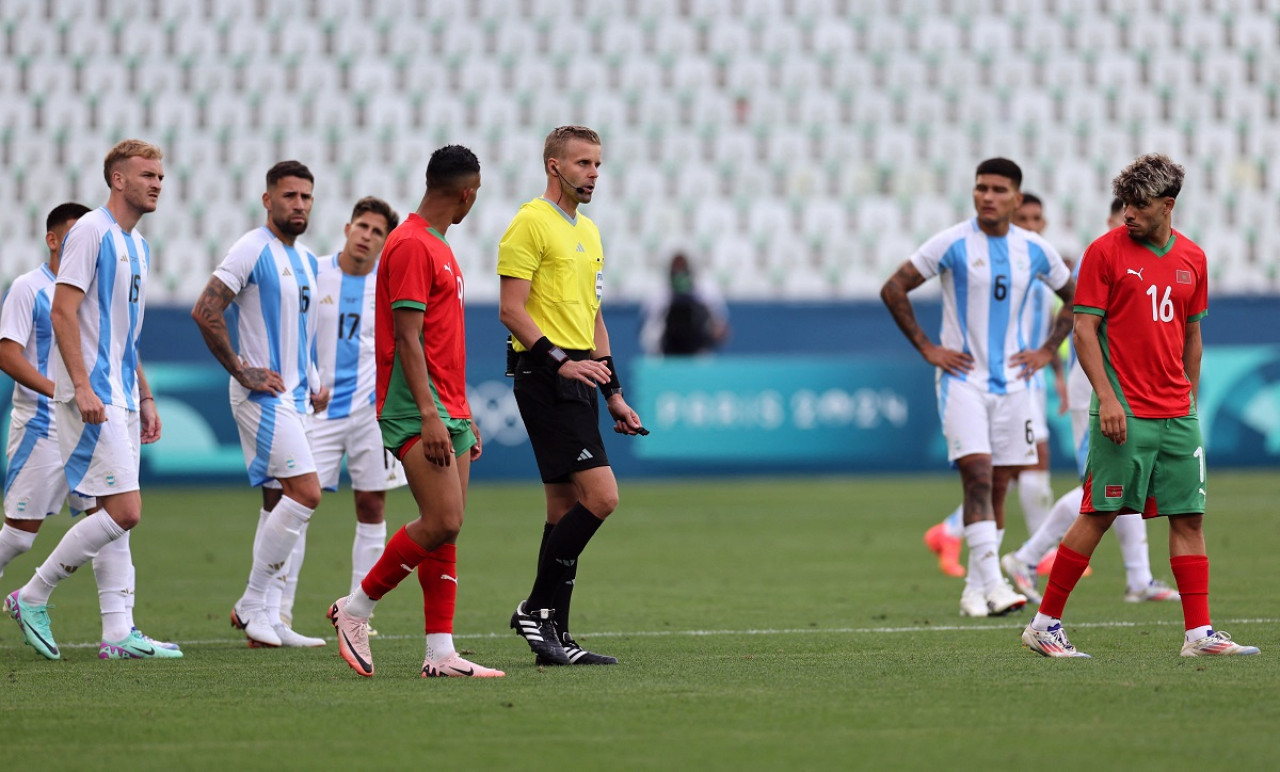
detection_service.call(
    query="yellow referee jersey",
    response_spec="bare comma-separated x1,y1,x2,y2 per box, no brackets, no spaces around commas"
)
497,197,605,352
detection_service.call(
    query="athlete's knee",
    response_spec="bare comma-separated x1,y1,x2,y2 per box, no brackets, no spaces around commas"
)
106,508,141,530
353,491,385,524
582,488,619,518
282,477,322,509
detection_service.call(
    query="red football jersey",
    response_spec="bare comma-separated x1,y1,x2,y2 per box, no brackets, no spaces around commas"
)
375,214,470,420
1073,226,1208,418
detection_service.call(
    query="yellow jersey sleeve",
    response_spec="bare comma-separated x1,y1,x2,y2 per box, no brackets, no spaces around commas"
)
496,204,543,281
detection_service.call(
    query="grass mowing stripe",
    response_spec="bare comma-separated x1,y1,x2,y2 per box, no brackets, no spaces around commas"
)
11,616,1278,650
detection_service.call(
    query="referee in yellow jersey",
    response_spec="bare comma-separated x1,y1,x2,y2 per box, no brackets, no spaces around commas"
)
498,126,643,667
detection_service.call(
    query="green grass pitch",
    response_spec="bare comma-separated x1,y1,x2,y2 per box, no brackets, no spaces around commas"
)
2,472,1276,770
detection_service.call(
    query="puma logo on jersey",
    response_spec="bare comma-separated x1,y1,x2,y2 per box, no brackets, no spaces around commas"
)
443,263,454,274
1127,268,1144,281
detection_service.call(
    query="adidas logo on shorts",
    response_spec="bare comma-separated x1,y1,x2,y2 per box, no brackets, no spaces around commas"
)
576,449,593,461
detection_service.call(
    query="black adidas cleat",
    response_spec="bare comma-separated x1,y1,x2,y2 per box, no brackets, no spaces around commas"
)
510,600,569,665
536,632,618,666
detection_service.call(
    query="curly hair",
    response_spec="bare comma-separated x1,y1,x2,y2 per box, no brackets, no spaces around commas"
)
1112,153,1184,204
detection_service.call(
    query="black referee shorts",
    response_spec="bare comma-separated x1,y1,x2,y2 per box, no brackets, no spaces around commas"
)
513,350,610,484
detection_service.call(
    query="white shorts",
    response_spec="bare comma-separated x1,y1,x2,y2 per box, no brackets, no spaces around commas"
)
307,406,406,492
5,417,94,519
56,402,140,498
937,377,1038,466
231,391,317,487
1067,361,1093,478
1069,407,1090,478
1028,385,1049,444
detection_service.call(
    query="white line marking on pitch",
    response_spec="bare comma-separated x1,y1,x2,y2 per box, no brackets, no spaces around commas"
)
4,617,1275,651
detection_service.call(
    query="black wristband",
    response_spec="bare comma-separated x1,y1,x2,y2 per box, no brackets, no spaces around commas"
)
531,336,569,370
597,355,623,397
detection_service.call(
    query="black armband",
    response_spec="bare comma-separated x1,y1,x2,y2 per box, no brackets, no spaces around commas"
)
597,355,623,397
531,336,569,370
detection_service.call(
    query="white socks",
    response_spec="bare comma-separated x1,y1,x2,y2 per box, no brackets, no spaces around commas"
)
275,520,310,625
344,587,376,619
964,520,1002,594
0,524,38,578
1113,513,1153,592
425,632,455,661
351,521,386,596
1017,470,1053,534
1015,486,1084,566
93,532,135,642
1031,612,1058,631
23,513,127,606
242,497,312,610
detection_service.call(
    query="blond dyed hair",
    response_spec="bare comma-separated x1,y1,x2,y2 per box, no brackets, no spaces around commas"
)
1112,153,1184,205
103,139,163,187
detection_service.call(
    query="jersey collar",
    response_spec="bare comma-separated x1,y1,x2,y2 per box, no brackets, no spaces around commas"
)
1140,233,1177,258
539,197,578,226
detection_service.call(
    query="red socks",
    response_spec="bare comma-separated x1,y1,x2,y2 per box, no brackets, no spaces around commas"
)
1170,554,1211,631
418,543,457,635
360,527,429,601
1037,545,1091,619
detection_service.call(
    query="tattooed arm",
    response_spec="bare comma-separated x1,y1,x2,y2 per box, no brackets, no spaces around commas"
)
190,276,285,395
880,261,973,377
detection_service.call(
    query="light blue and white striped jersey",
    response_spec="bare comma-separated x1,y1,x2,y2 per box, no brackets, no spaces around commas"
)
54,207,150,409
311,253,377,420
214,227,319,413
910,219,1070,394
1065,257,1092,416
0,264,58,430
1020,278,1058,392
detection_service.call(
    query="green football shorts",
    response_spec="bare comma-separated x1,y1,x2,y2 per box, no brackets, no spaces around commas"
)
1082,414,1205,517
379,414,477,460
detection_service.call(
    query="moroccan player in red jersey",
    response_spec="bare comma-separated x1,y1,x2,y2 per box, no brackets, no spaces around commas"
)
327,145,504,678
1022,154,1259,658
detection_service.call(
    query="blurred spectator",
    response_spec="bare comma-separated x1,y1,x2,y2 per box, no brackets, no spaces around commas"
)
639,252,730,356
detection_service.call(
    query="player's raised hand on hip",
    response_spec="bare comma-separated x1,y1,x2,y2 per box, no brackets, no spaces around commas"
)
75,384,107,424
310,385,331,412
1010,347,1054,379
237,367,285,395
921,342,974,377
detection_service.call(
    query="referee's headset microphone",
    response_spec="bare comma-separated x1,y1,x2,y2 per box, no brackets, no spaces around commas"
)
552,163,588,197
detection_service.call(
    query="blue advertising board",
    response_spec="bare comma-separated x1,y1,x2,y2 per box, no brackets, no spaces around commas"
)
1,299,1277,483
